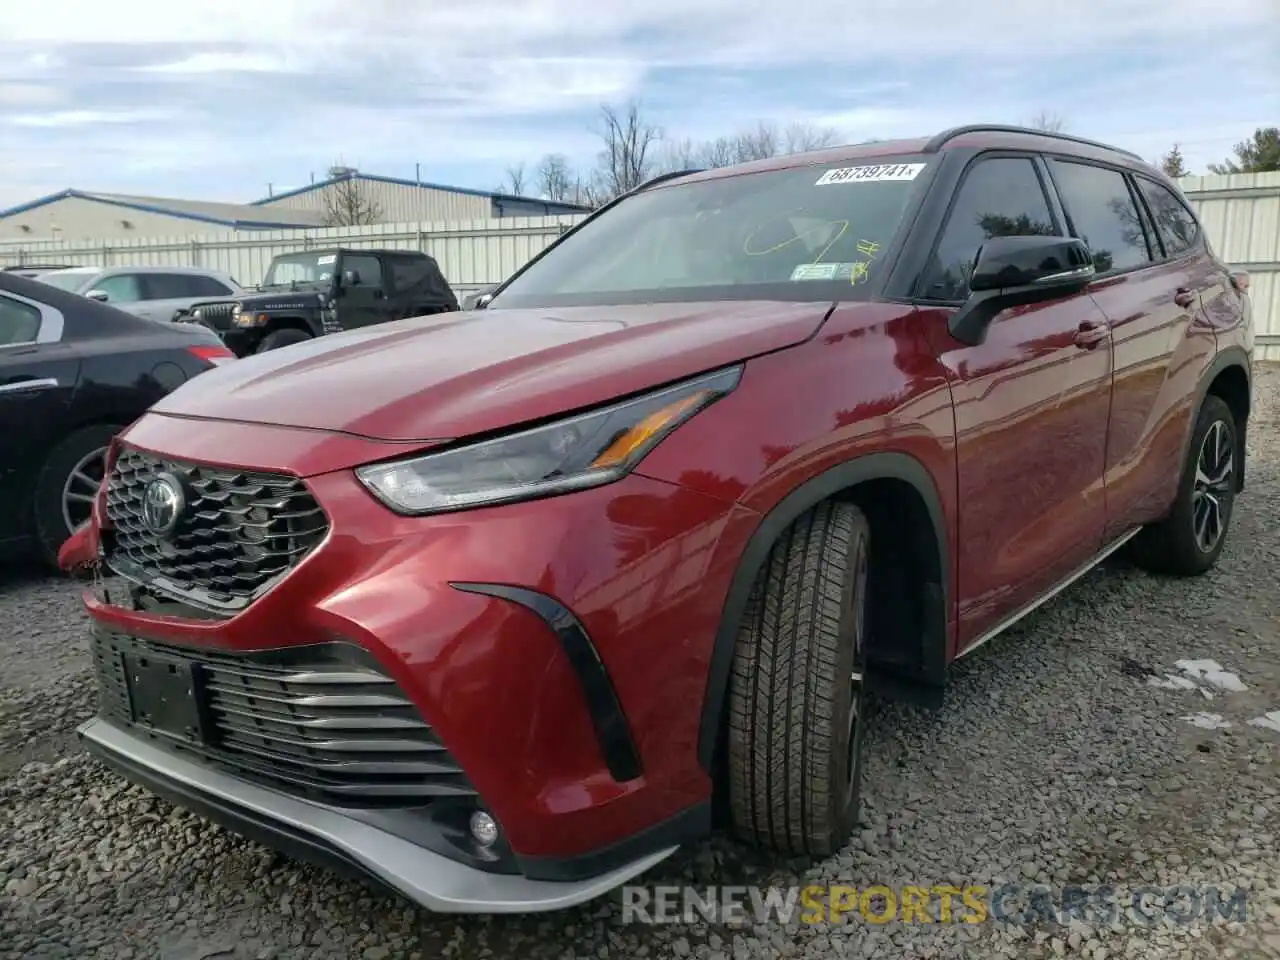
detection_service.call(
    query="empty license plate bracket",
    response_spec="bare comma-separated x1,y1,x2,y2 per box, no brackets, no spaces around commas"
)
122,651,208,742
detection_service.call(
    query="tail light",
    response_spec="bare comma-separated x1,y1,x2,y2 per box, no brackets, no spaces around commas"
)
1230,270,1250,294
186,344,236,367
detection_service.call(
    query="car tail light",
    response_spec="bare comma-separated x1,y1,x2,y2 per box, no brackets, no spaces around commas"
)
1230,270,1250,294
186,344,236,367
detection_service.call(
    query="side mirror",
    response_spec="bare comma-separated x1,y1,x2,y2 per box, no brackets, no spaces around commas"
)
474,293,494,310
86,289,110,302
948,236,1095,346
342,269,361,287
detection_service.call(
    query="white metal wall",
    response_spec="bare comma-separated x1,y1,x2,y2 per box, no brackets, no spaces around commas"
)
1181,171,1280,360
1,173,1276,335
0,216,586,297
257,180,493,223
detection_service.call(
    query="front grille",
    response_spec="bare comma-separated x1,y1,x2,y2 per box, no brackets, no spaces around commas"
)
104,447,329,614
92,633,476,806
190,301,236,330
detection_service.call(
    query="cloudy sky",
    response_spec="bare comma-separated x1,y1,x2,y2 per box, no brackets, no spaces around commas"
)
0,0,1275,210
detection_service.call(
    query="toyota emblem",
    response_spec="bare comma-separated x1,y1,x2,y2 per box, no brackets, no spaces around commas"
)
141,473,185,537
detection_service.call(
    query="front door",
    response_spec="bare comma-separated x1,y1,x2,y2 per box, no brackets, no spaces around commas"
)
919,154,1115,652
336,253,388,331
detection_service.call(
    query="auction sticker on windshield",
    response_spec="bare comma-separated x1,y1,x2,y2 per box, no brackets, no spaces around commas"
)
815,163,926,185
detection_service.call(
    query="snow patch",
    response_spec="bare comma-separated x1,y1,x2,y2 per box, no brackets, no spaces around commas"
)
1248,712,1280,734
1181,712,1233,730
1148,675,1199,691
1172,659,1248,693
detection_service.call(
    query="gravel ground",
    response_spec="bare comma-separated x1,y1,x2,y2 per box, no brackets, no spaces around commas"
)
3,368,1279,960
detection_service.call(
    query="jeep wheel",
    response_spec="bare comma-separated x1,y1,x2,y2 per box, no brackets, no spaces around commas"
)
1130,394,1237,576
726,500,870,857
33,424,122,570
257,328,312,352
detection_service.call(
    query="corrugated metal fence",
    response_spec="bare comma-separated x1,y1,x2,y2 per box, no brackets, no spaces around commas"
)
1182,172,1280,360
0,216,588,298
1,173,1277,355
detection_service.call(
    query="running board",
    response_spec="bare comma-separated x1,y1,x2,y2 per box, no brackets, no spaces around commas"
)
956,528,1142,661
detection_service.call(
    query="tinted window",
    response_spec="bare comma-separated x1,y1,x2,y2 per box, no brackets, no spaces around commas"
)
39,271,96,293
495,158,931,308
94,273,143,302
1050,161,1152,274
144,273,233,299
343,255,383,290
389,257,432,291
0,295,41,345
923,157,1058,301
1136,178,1199,258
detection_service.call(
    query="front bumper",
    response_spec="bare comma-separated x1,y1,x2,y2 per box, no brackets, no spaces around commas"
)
79,717,676,913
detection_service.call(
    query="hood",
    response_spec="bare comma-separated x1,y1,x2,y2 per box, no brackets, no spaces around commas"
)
151,301,831,442
237,290,326,310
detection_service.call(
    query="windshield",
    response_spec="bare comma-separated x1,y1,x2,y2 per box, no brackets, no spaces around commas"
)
262,252,339,288
38,271,97,292
493,157,931,308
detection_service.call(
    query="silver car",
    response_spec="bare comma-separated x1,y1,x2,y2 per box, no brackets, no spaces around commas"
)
37,265,244,322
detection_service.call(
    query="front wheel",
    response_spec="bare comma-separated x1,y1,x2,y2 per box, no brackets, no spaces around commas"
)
256,328,312,352
725,500,871,857
33,424,122,570
1130,394,1238,576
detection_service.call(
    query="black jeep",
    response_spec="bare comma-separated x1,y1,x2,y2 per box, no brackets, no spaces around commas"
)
182,248,459,355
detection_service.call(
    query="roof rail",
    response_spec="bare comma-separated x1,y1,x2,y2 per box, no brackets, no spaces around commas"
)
923,124,1145,162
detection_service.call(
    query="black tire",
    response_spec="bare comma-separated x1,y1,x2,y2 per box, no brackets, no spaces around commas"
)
1130,394,1238,576
32,424,121,570
726,500,871,857
256,328,312,352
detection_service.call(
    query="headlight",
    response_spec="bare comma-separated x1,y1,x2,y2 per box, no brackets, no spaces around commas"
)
355,365,742,515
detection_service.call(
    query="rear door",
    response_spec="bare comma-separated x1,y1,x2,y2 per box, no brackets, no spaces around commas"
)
921,154,1115,652
0,290,81,541
1043,159,1217,542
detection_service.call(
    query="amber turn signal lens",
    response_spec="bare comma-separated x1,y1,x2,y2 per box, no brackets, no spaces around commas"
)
590,391,709,469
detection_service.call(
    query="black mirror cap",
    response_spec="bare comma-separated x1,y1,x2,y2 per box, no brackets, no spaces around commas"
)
969,235,1094,292
947,237,1096,348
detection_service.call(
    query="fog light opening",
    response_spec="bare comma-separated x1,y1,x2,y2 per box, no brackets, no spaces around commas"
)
469,811,500,847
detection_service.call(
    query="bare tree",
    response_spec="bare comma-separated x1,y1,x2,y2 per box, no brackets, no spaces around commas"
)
534,154,574,202
594,100,663,201
732,121,779,162
321,170,384,226
1026,110,1067,133
783,121,841,154
497,162,528,196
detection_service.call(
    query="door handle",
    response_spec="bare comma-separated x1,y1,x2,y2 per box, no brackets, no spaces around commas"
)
0,377,59,395
1174,288,1197,308
1073,321,1108,350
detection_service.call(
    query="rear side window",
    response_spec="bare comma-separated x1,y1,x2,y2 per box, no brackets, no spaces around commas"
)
1050,160,1152,275
389,256,439,292
0,295,41,345
922,157,1058,302
1135,178,1199,258
143,273,233,299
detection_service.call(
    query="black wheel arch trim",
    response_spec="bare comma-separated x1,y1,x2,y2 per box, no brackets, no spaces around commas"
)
1191,345,1251,494
449,581,643,783
696,450,951,770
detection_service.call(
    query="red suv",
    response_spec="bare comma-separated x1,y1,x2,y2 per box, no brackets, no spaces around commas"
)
62,124,1253,913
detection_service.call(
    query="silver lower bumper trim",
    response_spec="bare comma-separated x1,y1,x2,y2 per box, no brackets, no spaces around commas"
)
78,718,676,913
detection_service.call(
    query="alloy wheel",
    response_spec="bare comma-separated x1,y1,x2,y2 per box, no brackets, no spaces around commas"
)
1192,420,1233,553
61,447,107,534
